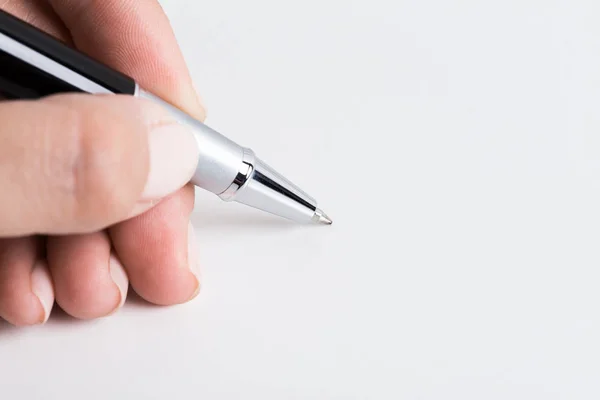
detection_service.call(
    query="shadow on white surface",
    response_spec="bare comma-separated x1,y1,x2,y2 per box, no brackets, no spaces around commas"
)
0,289,177,336
0,304,83,336
190,208,309,232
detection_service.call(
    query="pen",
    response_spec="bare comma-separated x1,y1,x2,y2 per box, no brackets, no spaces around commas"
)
0,9,332,225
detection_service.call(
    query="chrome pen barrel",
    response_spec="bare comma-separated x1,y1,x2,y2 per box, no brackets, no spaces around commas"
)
0,5,331,225
218,149,320,223
138,87,329,224
137,88,243,194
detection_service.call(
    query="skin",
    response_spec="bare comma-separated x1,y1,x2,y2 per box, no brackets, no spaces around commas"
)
0,0,207,325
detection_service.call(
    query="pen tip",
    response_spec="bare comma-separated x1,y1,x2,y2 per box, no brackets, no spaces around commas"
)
314,208,333,225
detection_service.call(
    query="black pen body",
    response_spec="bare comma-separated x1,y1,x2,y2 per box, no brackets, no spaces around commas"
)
0,8,136,99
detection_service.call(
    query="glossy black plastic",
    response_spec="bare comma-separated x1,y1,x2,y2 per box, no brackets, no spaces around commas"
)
0,48,80,99
0,8,136,96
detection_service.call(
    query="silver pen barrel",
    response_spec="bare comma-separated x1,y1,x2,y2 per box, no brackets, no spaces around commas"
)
0,8,330,224
137,87,331,225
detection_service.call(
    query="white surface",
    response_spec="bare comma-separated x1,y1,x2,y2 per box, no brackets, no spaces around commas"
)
3,0,600,398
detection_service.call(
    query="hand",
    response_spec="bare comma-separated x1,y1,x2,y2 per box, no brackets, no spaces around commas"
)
0,0,206,326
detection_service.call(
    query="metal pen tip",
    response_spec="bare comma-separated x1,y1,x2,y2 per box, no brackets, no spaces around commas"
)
314,208,333,225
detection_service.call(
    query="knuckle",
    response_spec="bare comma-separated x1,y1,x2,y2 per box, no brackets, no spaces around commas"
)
49,104,142,228
54,279,110,320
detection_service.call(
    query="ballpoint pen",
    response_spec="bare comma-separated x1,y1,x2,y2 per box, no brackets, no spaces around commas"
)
0,8,332,225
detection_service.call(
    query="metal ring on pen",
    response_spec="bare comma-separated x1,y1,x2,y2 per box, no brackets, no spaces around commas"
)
218,148,255,201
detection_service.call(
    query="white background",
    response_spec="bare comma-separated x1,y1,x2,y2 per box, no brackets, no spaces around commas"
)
3,0,600,398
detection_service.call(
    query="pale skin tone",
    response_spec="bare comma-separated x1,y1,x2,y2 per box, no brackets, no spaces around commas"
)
0,0,208,325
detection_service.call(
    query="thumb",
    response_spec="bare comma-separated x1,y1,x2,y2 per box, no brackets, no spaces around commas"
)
0,94,199,236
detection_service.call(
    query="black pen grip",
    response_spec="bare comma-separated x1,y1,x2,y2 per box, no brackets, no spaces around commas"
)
0,8,136,98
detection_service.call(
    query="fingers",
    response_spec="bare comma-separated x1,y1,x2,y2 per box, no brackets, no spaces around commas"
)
0,0,71,41
47,0,205,120
109,185,201,305
0,1,205,322
46,232,128,319
0,94,199,236
0,237,54,326
47,0,206,307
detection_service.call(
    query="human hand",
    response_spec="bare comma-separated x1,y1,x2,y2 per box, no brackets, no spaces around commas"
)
0,0,206,326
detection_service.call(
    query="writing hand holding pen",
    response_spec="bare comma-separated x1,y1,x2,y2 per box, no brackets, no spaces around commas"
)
0,0,205,326
0,0,331,327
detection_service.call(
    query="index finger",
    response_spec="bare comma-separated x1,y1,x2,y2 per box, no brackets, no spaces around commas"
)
47,0,205,120
47,0,205,306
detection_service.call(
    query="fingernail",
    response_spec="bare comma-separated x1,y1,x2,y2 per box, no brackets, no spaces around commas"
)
141,123,199,201
31,262,54,324
187,222,201,300
109,255,129,314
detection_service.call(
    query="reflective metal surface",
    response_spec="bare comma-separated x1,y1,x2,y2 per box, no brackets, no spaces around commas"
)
138,87,328,224
137,88,243,195
218,148,255,201
312,208,333,225
223,156,319,223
